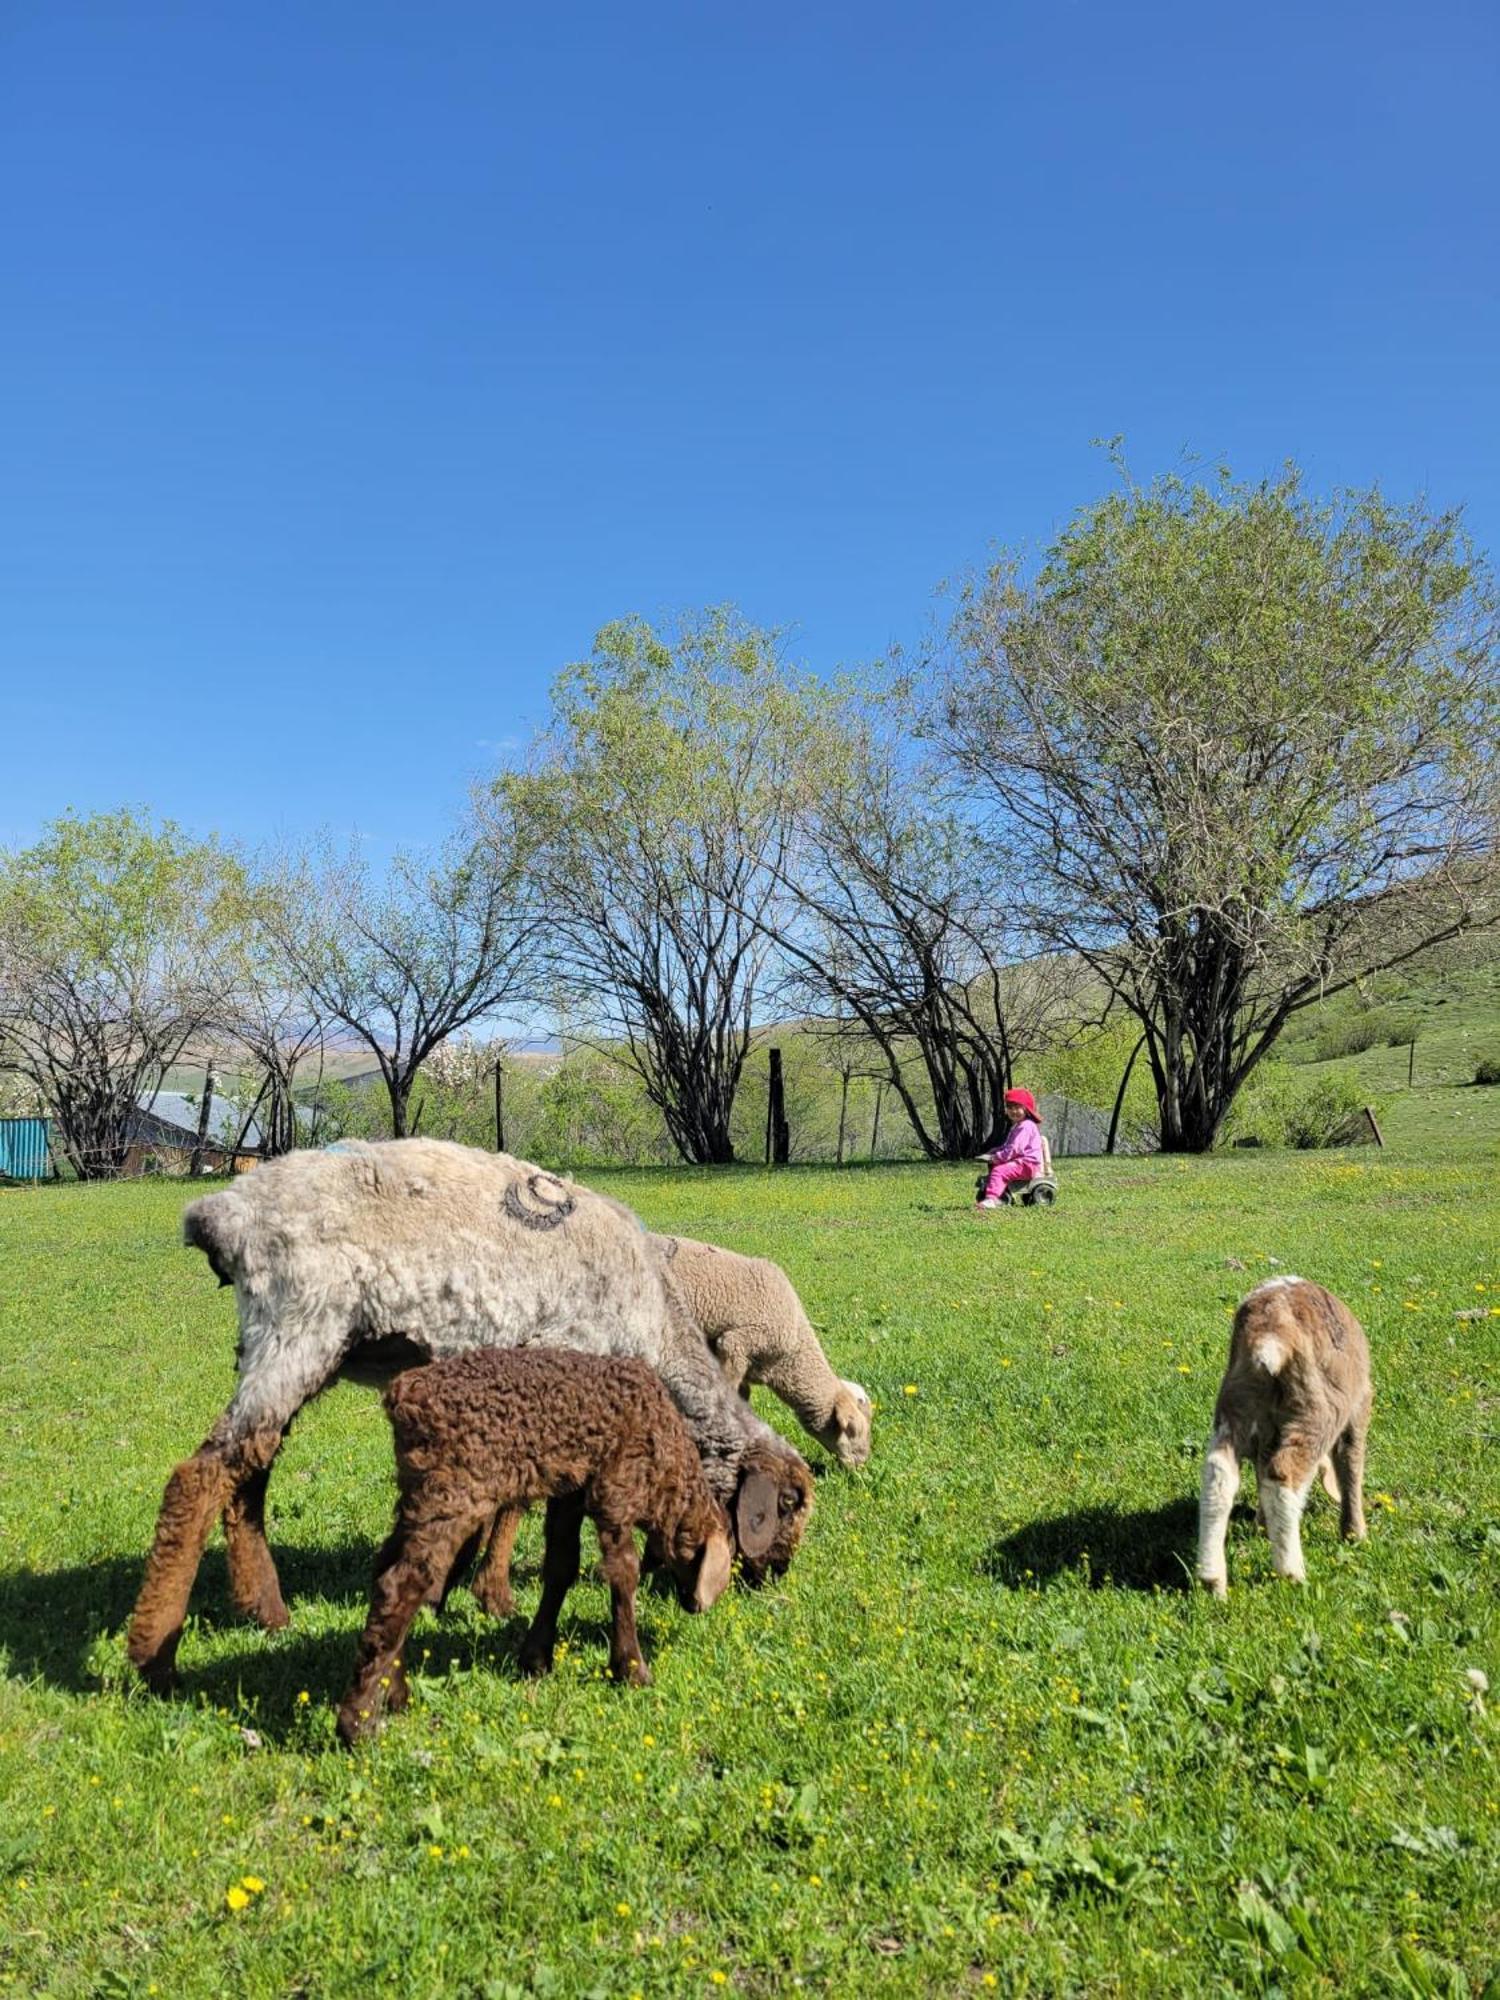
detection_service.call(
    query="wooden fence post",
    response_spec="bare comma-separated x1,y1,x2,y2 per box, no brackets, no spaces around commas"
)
766,1048,789,1165
190,1066,216,1177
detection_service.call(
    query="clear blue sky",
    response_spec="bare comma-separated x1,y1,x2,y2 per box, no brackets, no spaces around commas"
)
3,1,1496,858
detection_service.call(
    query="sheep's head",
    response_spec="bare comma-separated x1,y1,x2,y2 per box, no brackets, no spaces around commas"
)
731,1440,814,1586
816,1379,872,1467
649,1503,733,1614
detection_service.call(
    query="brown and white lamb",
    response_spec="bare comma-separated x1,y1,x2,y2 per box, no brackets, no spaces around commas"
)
337,1348,732,1743
127,1140,812,1691
1196,1276,1372,1597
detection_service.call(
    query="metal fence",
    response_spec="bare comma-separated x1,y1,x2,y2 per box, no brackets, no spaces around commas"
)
0,1117,50,1181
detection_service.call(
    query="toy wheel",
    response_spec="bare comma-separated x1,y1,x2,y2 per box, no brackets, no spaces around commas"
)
1024,1181,1058,1207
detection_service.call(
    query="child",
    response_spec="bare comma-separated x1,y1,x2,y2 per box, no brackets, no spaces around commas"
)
975,1088,1045,1208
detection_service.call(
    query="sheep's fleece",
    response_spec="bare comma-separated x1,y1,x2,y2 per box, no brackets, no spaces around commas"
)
127,1140,811,1690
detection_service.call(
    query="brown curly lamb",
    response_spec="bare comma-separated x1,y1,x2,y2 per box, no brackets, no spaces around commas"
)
337,1348,735,1745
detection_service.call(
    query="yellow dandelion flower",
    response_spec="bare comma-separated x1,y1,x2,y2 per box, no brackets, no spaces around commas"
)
711,1975,729,1987
225,1885,251,1912
616,1901,632,1917
241,1875,265,1894
903,1384,918,1397
296,1690,310,1705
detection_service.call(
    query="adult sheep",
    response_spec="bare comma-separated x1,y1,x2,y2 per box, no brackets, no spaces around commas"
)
127,1139,812,1690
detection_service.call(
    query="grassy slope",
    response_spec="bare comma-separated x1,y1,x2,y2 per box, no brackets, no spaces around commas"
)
0,1151,1497,1999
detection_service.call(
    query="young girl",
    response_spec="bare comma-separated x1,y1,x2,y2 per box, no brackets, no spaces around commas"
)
975,1088,1045,1208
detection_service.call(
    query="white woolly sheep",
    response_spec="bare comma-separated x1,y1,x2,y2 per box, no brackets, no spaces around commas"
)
128,1140,812,1689
651,1234,872,1466
1197,1276,1372,1597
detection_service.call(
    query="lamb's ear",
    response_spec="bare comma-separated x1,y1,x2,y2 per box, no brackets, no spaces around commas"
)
734,1471,779,1559
692,1530,733,1611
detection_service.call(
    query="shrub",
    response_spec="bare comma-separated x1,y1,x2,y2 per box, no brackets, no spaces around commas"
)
1223,1064,1374,1150
1475,1054,1500,1087
1309,1005,1421,1063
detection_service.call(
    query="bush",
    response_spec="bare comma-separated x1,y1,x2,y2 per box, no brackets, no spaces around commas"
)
1223,1064,1375,1150
1475,1054,1500,1087
1309,1005,1421,1063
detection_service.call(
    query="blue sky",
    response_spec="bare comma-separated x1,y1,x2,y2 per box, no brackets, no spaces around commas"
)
3,0,1496,859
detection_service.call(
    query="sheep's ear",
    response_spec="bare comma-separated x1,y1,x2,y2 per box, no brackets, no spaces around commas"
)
693,1530,733,1611
734,1471,779,1559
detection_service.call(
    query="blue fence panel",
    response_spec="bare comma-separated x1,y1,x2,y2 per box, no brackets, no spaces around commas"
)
0,1117,50,1180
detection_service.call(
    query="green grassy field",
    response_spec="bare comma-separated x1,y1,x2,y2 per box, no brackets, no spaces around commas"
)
2,1146,1497,1998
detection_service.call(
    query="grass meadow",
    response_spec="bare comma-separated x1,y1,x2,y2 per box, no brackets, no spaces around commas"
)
1,1138,1498,1997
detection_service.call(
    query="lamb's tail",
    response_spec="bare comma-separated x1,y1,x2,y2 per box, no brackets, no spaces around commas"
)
183,1189,250,1288
1249,1335,1289,1376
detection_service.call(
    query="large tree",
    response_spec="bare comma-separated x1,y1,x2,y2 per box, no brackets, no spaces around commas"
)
498,609,812,1165
942,464,1500,1151
265,816,538,1140
0,809,244,1177
769,679,1076,1158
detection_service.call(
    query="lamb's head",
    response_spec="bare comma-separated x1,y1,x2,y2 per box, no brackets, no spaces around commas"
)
730,1436,814,1586
651,1498,734,1614
817,1378,872,1468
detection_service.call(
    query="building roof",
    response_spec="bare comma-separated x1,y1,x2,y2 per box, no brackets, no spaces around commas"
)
133,1090,263,1152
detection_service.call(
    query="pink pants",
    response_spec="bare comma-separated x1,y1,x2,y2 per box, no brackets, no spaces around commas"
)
980,1159,1032,1201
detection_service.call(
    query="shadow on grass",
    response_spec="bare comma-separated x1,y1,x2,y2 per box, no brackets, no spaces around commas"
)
0,1538,674,1736
983,1497,1252,1592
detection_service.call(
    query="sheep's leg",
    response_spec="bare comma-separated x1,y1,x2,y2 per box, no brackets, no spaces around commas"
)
1260,1440,1320,1583
712,1328,753,1400
1333,1402,1370,1542
595,1516,650,1688
337,1495,490,1746
1196,1425,1240,1598
128,1420,283,1693
470,1506,523,1618
222,1437,289,1631
517,1491,586,1679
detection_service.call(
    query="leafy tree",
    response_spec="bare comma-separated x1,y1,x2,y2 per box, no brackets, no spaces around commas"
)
0,809,244,1177
264,815,538,1140
769,678,1080,1158
498,610,813,1165
942,463,1500,1150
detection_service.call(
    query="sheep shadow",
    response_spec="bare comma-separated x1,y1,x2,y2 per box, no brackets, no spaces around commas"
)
983,1497,1228,1592
0,1540,647,1727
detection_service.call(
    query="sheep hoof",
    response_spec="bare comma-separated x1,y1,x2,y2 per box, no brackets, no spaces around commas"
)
517,1642,554,1679
614,1656,652,1689
335,1703,379,1749
1198,1573,1228,1600
471,1575,515,1620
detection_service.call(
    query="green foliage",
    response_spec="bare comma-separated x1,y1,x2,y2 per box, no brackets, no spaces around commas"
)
1475,1054,1500,1087
1,1149,1497,1994
1223,1062,1375,1150
946,460,1500,1150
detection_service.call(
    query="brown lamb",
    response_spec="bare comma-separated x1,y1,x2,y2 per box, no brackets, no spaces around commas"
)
337,1347,733,1745
1196,1276,1372,1597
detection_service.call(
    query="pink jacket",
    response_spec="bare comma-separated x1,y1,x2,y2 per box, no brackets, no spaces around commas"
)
982,1118,1045,1186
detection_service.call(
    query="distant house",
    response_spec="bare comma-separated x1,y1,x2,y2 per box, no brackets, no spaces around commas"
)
123,1090,264,1177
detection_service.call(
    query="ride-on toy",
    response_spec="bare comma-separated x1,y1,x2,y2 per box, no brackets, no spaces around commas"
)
974,1131,1058,1206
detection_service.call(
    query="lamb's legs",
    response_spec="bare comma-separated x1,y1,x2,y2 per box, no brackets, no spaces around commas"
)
470,1505,524,1617
1196,1425,1240,1598
222,1439,289,1630
337,1497,491,1746
1333,1404,1370,1542
595,1516,650,1687
517,1492,586,1678
1259,1440,1320,1583
128,1420,283,1692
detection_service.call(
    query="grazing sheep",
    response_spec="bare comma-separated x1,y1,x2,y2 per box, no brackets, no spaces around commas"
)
1197,1277,1372,1597
652,1234,872,1466
338,1349,733,1743
466,1229,867,1617
128,1140,812,1690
